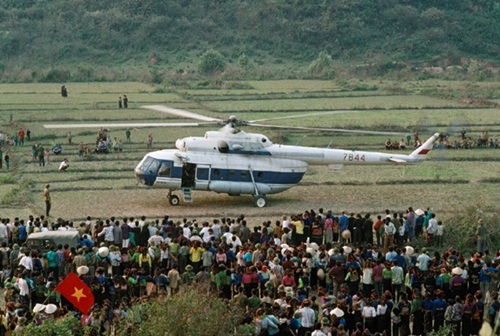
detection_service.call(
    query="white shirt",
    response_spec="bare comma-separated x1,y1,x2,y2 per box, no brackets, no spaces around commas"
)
211,224,221,238
362,268,373,285
17,278,30,296
148,235,164,246
59,160,69,170
377,304,388,316
362,305,377,318
427,218,437,234
19,256,33,271
98,226,114,241
203,233,214,243
436,225,444,236
384,223,396,235
296,307,315,328
199,227,210,239
0,224,7,239
183,226,191,239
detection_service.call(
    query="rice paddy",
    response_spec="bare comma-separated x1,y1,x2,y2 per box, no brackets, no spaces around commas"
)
0,80,498,225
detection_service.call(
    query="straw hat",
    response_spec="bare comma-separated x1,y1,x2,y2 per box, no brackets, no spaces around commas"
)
452,267,464,276
342,246,352,254
415,209,425,216
405,246,414,256
33,303,46,313
331,307,345,318
77,265,89,275
309,242,319,251
45,304,57,314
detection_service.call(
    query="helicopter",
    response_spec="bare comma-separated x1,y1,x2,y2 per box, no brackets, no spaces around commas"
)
45,106,439,207
133,106,439,207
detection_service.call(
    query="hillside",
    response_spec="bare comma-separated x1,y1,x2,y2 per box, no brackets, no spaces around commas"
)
0,0,498,81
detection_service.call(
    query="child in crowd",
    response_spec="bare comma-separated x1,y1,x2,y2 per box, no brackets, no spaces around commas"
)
436,221,444,247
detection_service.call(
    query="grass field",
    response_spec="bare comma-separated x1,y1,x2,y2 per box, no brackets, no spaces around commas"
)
0,80,498,233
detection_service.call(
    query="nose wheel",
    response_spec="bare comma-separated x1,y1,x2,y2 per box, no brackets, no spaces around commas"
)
253,195,267,208
167,192,180,206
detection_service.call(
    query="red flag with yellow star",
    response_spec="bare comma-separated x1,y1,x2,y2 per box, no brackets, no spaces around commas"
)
55,272,94,315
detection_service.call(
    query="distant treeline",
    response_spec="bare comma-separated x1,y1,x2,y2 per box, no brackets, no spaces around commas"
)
0,0,498,80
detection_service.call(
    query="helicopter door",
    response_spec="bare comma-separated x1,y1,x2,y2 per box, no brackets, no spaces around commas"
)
181,163,196,188
195,165,211,190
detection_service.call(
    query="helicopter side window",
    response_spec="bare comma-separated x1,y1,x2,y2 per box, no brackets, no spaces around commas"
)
218,141,229,153
213,169,220,176
229,170,236,178
257,171,264,179
158,161,173,177
240,171,248,179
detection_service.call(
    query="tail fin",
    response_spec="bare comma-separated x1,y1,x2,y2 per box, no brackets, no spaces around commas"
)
410,133,440,159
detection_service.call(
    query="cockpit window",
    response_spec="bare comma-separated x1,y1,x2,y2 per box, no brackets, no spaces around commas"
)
138,157,154,172
147,160,160,175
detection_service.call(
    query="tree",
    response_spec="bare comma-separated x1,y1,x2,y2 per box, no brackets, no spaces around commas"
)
308,50,334,77
198,49,226,76
238,53,253,70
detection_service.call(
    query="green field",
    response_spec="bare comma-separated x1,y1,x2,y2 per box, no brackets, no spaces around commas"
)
0,80,498,229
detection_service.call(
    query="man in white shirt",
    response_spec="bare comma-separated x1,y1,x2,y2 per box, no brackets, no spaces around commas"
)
17,272,30,305
391,261,405,301
426,213,438,245
59,158,70,171
148,230,164,247
183,224,191,239
199,222,210,241
417,248,431,272
203,229,214,244
211,220,221,239
383,217,396,251
19,251,33,271
296,299,316,335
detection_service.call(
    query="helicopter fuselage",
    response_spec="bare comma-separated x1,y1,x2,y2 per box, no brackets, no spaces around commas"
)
134,126,439,205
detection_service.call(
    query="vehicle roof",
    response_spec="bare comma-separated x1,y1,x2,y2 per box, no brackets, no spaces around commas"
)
28,231,80,239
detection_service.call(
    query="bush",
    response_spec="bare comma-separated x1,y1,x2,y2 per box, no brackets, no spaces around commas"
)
198,49,226,76
115,286,238,336
23,315,90,336
308,50,334,78
41,68,71,82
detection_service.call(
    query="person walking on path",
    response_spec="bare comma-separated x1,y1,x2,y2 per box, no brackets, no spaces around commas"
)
44,184,51,217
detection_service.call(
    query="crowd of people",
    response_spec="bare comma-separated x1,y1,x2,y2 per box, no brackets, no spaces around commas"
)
0,207,498,335
384,131,499,151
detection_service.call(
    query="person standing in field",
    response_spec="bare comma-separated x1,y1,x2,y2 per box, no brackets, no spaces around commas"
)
123,95,128,108
125,129,131,143
18,128,25,146
118,97,123,109
0,148,3,170
4,152,10,170
476,219,487,253
61,85,68,98
37,143,45,167
147,133,153,149
44,184,51,217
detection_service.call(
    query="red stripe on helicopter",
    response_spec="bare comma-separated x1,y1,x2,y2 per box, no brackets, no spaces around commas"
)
418,149,430,155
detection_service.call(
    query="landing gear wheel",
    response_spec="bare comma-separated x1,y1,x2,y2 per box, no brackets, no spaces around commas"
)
168,195,180,206
254,195,267,208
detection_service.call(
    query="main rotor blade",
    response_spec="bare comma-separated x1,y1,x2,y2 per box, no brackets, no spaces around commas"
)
250,123,406,136
249,110,358,123
43,123,205,129
142,105,222,122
